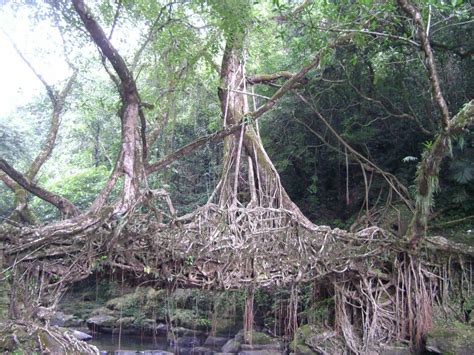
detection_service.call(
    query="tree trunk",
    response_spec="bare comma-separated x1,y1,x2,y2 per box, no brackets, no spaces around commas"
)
216,36,312,225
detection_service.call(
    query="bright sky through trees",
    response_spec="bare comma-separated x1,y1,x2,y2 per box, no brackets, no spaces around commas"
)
0,6,71,115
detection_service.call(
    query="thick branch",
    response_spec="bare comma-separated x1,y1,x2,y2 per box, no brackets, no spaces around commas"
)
0,172,16,191
397,0,451,132
27,72,77,180
250,51,322,119
272,0,313,22
247,71,301,85
450,99,474,132
72,0,135,94
146,124,242,174
0,159,79,217
73,0,141,212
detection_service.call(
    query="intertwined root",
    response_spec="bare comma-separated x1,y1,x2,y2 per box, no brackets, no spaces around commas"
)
2,201,472,354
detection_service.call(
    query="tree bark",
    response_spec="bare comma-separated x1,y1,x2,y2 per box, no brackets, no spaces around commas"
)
397,0,474,248
72,0,141,214
216,33,314,225
0,159,79,217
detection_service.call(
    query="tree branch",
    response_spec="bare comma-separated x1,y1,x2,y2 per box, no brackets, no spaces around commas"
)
146,124,243,174
247,71,301,85
73,0,141,213
27,72,78,180
397,0,450,133
1,29,56,104
0,159,79,217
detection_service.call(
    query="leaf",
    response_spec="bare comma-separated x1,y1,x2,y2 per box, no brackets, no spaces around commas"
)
449,160,474,184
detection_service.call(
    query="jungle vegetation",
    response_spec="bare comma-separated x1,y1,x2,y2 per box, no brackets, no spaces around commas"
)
0,0,473,353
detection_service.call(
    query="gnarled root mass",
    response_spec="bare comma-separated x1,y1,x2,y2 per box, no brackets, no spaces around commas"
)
0,321,99,354
1,198,472,353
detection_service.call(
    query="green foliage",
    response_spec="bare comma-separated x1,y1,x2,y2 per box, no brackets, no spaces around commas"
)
31,166,110,220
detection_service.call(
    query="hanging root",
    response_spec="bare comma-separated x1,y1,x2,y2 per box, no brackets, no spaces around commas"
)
2,189,473,352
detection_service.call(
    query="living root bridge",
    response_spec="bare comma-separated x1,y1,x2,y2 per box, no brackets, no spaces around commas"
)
2,201,473,289
1,203,473,353
116,205,401,288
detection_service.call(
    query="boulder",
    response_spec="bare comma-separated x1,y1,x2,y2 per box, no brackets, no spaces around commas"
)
238,351,282,355
86,314,117,333
51,312,74,327
204,336,229,349
425,323,474,355
71,330,92,341
171,335,202,348
222,338,241,353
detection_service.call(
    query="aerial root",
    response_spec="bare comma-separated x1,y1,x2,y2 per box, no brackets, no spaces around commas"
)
1,200,472,353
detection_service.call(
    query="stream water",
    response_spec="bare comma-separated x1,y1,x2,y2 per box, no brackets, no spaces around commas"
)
89,332,209,354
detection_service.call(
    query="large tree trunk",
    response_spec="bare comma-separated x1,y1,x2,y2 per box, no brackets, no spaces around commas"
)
216,36,312,225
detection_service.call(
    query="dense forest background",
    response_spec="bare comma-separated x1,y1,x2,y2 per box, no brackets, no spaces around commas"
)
0,0,472,239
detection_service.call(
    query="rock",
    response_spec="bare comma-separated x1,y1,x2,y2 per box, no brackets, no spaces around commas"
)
172,326,205,337
171,335,202,348
142,319,167,336
204,336,229,349
212,317,241,336
86,314,117,333
238,351,282,355
222,338,241,353
291,324,340,354
190,346,214,354
234,329,245,343
379,345,412,355
51,311,74,327
71,330,92,341
425,324,474,355
240,343,282,351
170,308,210,331
241,331,276,346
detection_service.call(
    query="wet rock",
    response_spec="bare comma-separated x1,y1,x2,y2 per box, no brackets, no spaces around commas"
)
86,314,117,333
142,319,167,336
190,346,214,354
51,311,74,327
425,324,474,355
172,326,205,337
204,336,229,349
238,350,282,355
171,335,202,348
222,338,241,353
379,345,412,355
71,329,92,341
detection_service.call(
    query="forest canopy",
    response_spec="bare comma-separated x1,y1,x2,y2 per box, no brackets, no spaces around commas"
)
0,0,472,234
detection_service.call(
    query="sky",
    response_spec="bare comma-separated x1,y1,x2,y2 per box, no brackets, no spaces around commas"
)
0,4,71,116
